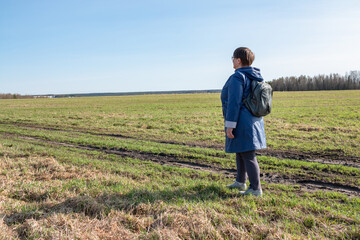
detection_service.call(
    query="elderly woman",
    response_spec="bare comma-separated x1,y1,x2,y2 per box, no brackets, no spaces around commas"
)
221,47,266,197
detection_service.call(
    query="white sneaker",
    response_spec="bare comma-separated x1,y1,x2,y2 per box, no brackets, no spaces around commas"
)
226,181,247,191
240,188,263,197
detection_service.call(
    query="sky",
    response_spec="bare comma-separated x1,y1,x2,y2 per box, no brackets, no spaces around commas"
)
1,0,360,95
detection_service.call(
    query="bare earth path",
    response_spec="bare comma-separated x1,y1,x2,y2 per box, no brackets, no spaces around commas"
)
2,122,360,168
12,134,360,198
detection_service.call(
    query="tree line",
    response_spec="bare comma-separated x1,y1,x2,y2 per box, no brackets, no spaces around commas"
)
268,70,360,91
0,93,33,99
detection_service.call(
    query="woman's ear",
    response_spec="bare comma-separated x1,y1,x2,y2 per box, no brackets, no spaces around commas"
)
234,58,242,69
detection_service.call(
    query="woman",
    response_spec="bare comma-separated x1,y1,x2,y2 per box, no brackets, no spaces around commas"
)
221,47,266,197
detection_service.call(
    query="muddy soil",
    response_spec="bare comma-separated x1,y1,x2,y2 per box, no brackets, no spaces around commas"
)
2,122,360,168
257,149,360,168
11,134,360,197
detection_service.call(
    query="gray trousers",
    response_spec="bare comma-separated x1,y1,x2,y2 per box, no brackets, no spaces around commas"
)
236,150,261,190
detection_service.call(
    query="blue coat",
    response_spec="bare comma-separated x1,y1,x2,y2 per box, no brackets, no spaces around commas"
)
221,67,267,153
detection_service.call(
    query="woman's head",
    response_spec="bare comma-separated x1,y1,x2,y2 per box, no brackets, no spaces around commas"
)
232,47,255,69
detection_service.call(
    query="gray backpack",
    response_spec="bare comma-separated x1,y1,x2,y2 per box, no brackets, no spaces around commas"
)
243,80,273,117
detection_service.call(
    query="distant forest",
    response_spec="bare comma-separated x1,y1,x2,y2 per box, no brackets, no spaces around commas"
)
0,93,33,99
269,70,360,91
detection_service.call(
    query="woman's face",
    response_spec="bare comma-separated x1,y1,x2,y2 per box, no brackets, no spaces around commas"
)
232,57,242,69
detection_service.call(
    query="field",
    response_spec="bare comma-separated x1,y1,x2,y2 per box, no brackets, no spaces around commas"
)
0,90,359,239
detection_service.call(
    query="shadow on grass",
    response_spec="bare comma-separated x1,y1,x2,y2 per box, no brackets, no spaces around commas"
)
4,183,237,226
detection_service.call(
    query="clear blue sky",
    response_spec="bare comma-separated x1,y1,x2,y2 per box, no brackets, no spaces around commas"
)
1,0,360,95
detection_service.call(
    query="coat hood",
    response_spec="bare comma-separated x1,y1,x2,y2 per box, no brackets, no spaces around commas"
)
236,67,263,82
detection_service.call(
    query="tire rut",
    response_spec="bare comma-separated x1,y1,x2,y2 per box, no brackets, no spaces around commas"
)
2,122,360,169
257,149,360,168
14,134,360,197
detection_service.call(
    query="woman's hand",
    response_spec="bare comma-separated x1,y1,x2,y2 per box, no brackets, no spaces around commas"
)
226,128,235,138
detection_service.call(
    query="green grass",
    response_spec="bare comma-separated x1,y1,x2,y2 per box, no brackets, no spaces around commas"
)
0,90,359,156
0,91,359,239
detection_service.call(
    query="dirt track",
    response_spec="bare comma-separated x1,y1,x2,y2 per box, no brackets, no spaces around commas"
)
1,122,359,197
12,134,360,198
2,122,360,168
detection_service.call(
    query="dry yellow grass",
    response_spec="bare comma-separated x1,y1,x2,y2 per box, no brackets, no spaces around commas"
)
0,129,358,239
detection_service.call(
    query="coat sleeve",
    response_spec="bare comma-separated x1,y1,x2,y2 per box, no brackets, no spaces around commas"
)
225,73,244,128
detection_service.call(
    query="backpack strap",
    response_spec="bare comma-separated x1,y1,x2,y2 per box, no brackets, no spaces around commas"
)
235,71,248,100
